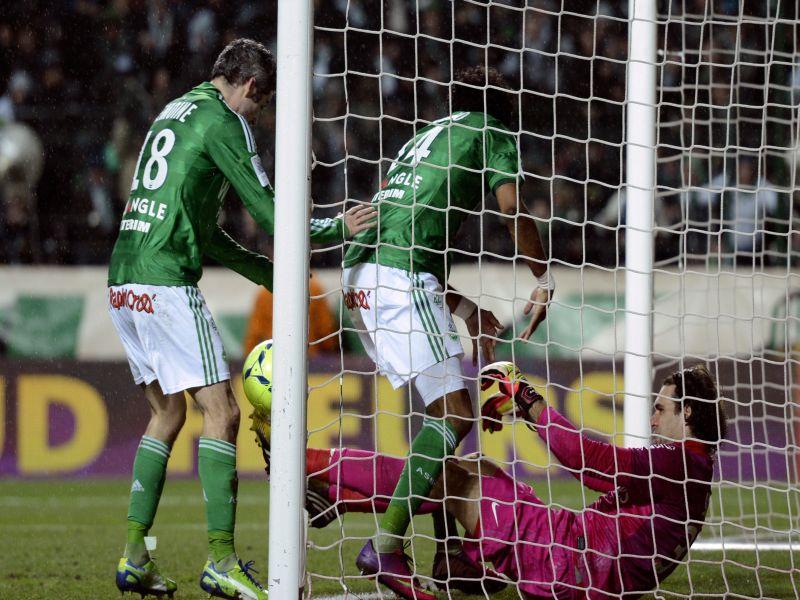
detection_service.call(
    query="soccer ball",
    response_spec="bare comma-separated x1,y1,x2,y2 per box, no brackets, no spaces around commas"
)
242,339,273,417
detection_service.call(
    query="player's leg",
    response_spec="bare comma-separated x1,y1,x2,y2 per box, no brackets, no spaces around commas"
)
109,289,181,597
436,459,482,535
154,285,265,599
191,381,266,599
425,458,506,595
191,381,240,564
307,447,496,533
448,455,578,598
345,266,475,598
306,447,443,521
125,383,186,565
355,376,466,599
118,384,184,596
425,383,473,552
373,357,472,553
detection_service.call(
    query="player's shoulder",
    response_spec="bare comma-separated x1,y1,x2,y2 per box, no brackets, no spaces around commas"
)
453,111,511,133
182,82,257,149
148,83,226,132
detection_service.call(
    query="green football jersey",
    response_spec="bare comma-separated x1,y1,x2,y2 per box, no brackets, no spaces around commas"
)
108,82,344,289
343,111,520,283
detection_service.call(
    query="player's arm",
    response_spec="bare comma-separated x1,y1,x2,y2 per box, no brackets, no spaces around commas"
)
309,204,377,244
486,126,553,339
529,403,683,500
205,225,274,289
495,182,553,340
205,120,374,242
445,285,504,365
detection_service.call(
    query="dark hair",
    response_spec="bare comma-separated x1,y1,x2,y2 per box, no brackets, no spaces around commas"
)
451,65,516,128
663,364,728,448
211,38,276,102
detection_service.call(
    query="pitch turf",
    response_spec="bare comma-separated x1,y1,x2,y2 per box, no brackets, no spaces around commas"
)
0,479,797,599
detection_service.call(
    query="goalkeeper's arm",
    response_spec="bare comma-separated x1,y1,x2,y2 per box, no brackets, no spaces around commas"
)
479,363,615,493
528,401,685,501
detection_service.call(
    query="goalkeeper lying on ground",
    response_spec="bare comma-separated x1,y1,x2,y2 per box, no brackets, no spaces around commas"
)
254,362,727,599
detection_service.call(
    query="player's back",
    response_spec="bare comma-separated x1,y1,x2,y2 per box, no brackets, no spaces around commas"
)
581,442,714,598
343,111,519,282
108,82,249,287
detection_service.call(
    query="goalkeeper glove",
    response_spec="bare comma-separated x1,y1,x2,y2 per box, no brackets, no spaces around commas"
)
481,392,516,433
479,361,545,432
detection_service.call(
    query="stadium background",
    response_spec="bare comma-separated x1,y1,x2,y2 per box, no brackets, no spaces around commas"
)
1,1,799,598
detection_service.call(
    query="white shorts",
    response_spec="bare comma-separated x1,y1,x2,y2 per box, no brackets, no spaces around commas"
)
108,284,230,394
342,263,466,404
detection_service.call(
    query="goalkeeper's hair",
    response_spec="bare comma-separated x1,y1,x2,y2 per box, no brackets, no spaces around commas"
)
211,38,276,102
664,364,728,449
451,65,517,129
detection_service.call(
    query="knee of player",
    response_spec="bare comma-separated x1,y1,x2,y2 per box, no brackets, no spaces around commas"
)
153,402,186,431
202,398,240,432
224,401,241,429
447,391,475,439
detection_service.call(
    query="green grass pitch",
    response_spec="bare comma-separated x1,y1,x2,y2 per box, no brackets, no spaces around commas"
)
0,478,796,599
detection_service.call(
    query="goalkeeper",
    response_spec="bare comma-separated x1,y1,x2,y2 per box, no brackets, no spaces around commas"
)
341,65,553,599
108,39,375,600
300,363,727,599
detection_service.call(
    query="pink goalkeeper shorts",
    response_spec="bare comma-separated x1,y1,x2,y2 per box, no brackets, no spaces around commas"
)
462,468,586,599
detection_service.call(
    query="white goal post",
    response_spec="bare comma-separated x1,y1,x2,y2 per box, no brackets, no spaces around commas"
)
269,0,313,597
624,0,657,448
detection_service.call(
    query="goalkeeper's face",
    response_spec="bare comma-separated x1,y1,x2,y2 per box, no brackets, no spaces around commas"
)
651,384,690,444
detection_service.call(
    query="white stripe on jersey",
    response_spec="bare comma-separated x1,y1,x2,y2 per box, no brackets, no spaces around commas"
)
221,98,256,152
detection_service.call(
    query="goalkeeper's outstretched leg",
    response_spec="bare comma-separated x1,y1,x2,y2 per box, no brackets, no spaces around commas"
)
303,446,509,596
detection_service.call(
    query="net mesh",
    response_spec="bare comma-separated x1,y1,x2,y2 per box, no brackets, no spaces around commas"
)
302,1,800,598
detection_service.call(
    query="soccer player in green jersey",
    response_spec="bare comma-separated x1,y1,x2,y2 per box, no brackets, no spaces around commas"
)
342,66,554,599
109,39,375,599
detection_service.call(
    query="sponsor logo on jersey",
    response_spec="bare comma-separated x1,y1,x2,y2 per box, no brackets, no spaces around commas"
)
109,289,156,314
343,289,371,310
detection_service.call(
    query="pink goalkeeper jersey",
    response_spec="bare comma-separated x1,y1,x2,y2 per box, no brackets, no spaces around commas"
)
536,407,714,599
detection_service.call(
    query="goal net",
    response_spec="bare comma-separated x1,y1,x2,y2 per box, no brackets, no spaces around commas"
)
297,1,800,597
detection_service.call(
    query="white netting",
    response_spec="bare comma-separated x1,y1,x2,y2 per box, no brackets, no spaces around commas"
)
302,1,800,598
651,0,800,583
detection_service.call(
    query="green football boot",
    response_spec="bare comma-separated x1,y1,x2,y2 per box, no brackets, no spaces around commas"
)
200,559,268,599
116,557,177,598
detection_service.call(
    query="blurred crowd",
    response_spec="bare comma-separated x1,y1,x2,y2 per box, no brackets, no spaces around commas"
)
0,0,797,268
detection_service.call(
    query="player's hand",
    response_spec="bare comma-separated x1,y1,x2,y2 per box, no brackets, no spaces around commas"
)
465,308,504,366
341,204,377,237
480,392,516,433
520,286,553,340
480,361,524,396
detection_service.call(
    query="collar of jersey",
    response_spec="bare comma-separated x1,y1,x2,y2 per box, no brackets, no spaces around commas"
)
682,440,710,455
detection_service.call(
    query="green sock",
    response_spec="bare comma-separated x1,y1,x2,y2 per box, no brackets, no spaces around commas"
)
198,437,238,565
376,418,458,552
125,436,171,565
